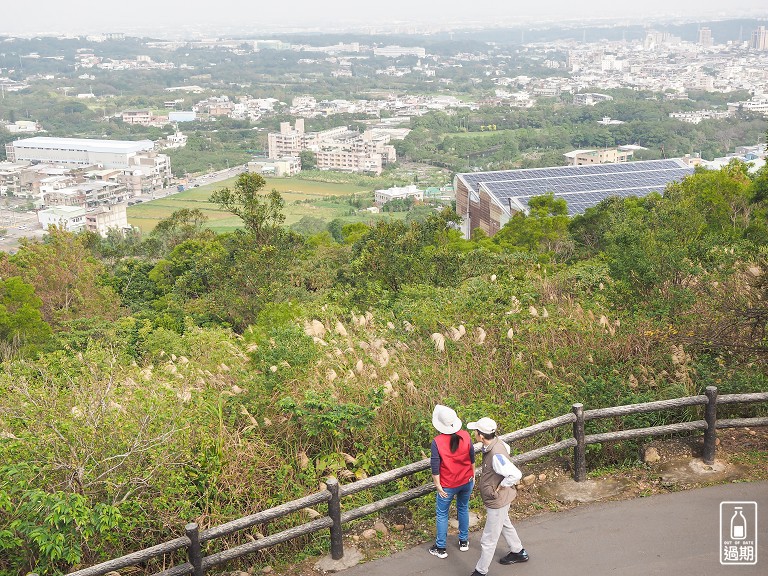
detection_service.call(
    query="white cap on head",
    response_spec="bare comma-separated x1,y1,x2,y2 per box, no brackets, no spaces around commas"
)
432,405,462,435
467,417,497,435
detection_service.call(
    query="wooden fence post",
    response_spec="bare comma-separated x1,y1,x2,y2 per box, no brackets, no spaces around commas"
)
572,403,586,482
703,386,718,465
326,477,344,560
186,522,204,576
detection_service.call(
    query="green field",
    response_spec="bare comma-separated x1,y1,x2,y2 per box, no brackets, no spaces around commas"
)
127,177,375,233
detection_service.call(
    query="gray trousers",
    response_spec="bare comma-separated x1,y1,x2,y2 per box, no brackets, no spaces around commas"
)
475,504,524,575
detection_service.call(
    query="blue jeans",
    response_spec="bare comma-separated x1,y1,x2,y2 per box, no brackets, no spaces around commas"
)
435,478,474,548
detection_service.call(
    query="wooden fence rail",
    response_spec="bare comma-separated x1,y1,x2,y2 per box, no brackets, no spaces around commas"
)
67,386,768,576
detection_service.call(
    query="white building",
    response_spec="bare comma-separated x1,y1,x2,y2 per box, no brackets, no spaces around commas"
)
4,120,41,133
375,184,423,205
268,120,395,175
247,157,301,177
6,137,154,168
373,46,426,58
573,93,614,106
727,98,768,115
6,137,171,194
38,206,87,232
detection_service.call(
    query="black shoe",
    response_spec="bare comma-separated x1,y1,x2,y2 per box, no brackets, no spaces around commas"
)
459,539,469,551
500,548,529,564
429,545,448,559
469,571,486,576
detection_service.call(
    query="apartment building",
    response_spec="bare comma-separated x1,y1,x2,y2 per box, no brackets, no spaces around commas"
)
268,119,308,158
268,120,396,175
698,27,714,49
0,161,28,197
121,110,154,125
85,204,130,237
669,110,732,124
43,181,127,208
572,93,614,106
751,26,768,51
39,202,133,238
727,98,768,115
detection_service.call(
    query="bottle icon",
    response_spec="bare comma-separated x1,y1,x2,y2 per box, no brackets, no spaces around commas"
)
730,507,747,540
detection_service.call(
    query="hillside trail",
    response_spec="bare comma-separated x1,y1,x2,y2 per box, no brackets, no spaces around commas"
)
260,428,768,576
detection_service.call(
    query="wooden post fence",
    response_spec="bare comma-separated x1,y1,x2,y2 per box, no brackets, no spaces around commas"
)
66,386,768,576
185,523,203,576
326,477,344,560
572,403,586,482
703,386,718,465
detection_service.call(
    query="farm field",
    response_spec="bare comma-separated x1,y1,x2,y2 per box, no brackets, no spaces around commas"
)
127,177,376,233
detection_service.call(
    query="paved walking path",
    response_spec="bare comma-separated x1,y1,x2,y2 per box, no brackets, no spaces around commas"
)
334,481,767,576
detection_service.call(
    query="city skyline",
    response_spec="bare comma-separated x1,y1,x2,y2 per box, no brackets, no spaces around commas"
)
2,1,767,37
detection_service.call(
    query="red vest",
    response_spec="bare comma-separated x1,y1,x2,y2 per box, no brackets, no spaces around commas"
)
434,430,474,488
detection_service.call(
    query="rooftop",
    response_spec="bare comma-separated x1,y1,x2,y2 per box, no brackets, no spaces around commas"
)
457,159,694,216
11,137,154,155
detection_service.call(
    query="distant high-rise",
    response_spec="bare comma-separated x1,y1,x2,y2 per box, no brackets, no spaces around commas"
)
698,27,713,48
751,26,768,51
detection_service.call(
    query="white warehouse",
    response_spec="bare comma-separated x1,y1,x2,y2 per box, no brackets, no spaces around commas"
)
6,136,155,168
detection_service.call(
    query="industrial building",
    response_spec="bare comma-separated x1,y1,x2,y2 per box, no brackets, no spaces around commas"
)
454,159,695,238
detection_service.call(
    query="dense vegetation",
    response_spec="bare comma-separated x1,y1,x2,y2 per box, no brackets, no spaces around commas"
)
395,94,765,172
1,166,767,575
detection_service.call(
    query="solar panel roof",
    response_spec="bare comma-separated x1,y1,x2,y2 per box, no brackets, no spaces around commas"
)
458,159,694,216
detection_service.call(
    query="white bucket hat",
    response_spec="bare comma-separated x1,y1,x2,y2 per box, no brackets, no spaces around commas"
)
467,417,497,435
432,405,462,435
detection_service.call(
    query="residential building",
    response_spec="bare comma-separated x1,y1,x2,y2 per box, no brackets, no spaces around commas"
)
374,184,423,205
121,110,154,125
38,205,87,232
158,131,188,150
0,161,29,197
43,180,127,208
563,147,634,165
727,98,768,115
267,120,395,175
572,92,613,106
751,26,768,51
669,110,732,124
268,119,309,158
85,204,130,237
698,27,713,49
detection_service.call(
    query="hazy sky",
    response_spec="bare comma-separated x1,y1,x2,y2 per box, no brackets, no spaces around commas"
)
2,1,765,36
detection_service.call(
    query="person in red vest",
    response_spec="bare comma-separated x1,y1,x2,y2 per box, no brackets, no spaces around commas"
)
429,404,476,559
